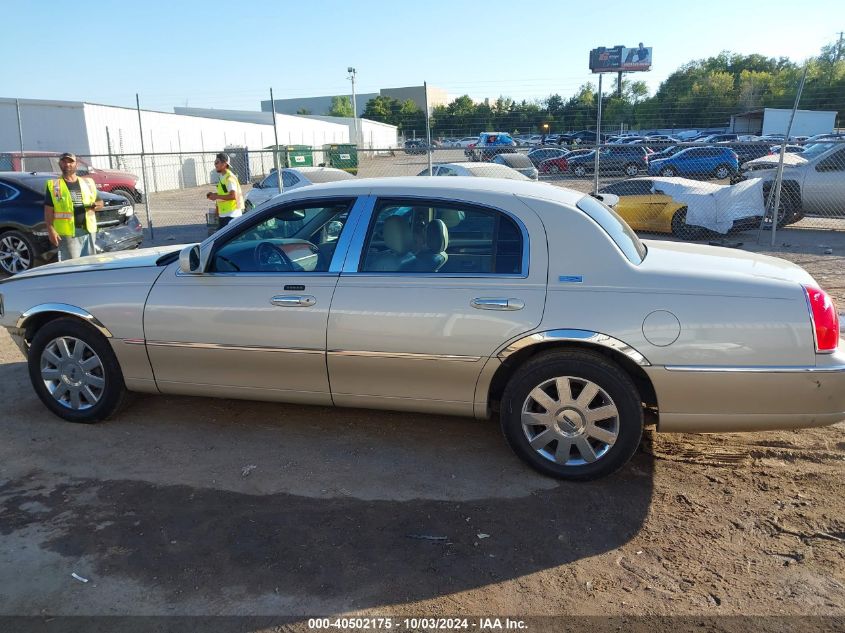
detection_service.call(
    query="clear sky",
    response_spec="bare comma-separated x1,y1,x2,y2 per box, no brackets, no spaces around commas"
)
6,0,841,112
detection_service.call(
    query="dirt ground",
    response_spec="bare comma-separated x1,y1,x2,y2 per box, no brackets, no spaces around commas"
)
0,227,844,630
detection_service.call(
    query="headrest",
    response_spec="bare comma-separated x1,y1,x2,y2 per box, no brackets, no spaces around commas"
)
383,215,412,254
426,219,448,253
439,209,465,228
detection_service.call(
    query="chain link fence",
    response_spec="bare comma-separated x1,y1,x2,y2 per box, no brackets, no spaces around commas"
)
62,136,844,247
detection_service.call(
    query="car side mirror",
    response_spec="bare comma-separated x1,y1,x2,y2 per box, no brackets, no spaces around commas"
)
179,245,201,274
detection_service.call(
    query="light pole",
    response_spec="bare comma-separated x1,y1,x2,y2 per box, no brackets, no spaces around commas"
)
347,67,358,145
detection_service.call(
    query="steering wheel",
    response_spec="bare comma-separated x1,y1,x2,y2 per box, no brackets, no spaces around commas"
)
254,241,294,272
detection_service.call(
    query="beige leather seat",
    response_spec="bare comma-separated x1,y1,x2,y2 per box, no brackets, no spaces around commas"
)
366,215,415,271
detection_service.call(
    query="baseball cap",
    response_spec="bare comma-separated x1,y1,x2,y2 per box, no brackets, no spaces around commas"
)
59,152,77,161
214,152,230,164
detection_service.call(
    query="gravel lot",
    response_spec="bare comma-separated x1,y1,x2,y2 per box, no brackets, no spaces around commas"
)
1,187,844,629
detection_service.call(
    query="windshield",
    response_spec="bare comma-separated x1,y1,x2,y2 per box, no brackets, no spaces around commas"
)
800,142,839,159
576,195,646,264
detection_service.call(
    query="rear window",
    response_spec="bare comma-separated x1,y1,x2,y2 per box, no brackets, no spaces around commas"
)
576,195,646,264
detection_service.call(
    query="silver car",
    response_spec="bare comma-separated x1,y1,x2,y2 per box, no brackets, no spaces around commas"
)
1,177,843,480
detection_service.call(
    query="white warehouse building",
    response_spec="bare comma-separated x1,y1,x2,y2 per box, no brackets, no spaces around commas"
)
0,98,393,193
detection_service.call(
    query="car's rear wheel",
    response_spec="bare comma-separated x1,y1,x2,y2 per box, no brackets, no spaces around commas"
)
624,163,640,177
671,207,704,240
0,230,37,275
500,350,643,480
660,166,676,177
27,317,127,423
548,163,561,174
572,165,588,178
713,164,732,180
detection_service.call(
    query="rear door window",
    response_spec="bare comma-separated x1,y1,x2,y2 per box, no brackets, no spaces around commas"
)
21,156,54,172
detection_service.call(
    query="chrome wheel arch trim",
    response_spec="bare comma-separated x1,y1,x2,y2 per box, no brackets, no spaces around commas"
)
16,303,113,339
497,329,651,367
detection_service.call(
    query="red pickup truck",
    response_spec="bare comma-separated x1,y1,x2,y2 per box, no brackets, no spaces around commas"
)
0,151,144,206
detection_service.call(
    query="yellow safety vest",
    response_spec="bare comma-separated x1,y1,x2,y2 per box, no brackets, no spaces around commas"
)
46,177,98,237
216,168,244,217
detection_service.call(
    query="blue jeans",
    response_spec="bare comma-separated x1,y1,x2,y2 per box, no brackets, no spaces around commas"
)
58,229,95,261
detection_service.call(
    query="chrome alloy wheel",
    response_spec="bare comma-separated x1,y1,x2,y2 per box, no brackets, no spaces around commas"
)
520,376,619,466
0,234,32,274
40,336,106,410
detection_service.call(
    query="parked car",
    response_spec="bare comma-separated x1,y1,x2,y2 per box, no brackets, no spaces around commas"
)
453,137,480,148
527,147,570,167
769,144,806,155
717,141,771,166
649,145,686,161
404,140,434,155
648,146,739,179
417,162,530,180
2,177,842,481
598,176,771,238
464,133,517,162
245,167,355,211
740,141,845,218
0,172,143,275
564,130,610,146
490,153,539,180
694,133,738,144
567,146,650,177
0,151,144,207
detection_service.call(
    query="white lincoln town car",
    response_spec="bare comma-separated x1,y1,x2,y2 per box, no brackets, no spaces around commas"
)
1,178,842,480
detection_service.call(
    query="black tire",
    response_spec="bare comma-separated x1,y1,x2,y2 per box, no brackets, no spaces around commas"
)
671,207,703,240
624,163,640,177
572,164,588,178
0,230,39,275
712,164,732,180
500,349,643,480
27,317,127,423
548,164,561,174
660,167,676,177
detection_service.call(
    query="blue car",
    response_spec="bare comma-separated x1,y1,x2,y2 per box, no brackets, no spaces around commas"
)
648,146,739,180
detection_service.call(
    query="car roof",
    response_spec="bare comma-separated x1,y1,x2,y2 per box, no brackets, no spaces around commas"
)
280,176,584,204
285,166,354,182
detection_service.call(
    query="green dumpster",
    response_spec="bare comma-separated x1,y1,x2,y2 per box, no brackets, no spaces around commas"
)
284,145,313,167
264,145,314,168
322,144,358,175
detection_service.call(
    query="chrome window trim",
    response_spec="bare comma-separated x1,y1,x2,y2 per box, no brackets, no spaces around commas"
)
328,349,482,362
16,303,113,338
0,182,21,202
340,195,530,278
665,364,845,373
144,340,323,354
498,329,651,367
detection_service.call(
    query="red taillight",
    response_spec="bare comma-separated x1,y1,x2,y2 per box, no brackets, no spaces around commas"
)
803,285,840,353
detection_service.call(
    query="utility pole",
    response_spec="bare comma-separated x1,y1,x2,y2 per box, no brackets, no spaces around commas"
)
347,67,358,144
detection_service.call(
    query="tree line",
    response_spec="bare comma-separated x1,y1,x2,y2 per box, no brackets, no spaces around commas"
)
349,38,844,136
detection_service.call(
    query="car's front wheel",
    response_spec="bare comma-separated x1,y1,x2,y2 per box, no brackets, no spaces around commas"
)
572,164,588,178
500,350,643,480
624,163,640,177
0,230,37,275
28,317,127,423
660,166,676,177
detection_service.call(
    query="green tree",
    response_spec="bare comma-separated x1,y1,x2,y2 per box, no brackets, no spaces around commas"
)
295,107,312,115
327,95,354,117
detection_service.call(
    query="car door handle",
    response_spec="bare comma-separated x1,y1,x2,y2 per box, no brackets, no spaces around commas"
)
470,298,525,311
270,295,316,307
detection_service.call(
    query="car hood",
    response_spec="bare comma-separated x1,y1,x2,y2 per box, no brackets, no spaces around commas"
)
4,244,186,282
742,153,808,170
94,168,138,181
640,239,815,288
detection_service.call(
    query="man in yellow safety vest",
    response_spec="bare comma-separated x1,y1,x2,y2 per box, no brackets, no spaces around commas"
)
206,152,244,229
44,152,104,261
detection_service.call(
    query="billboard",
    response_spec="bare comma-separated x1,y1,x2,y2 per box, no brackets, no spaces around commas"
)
589,45,652,73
